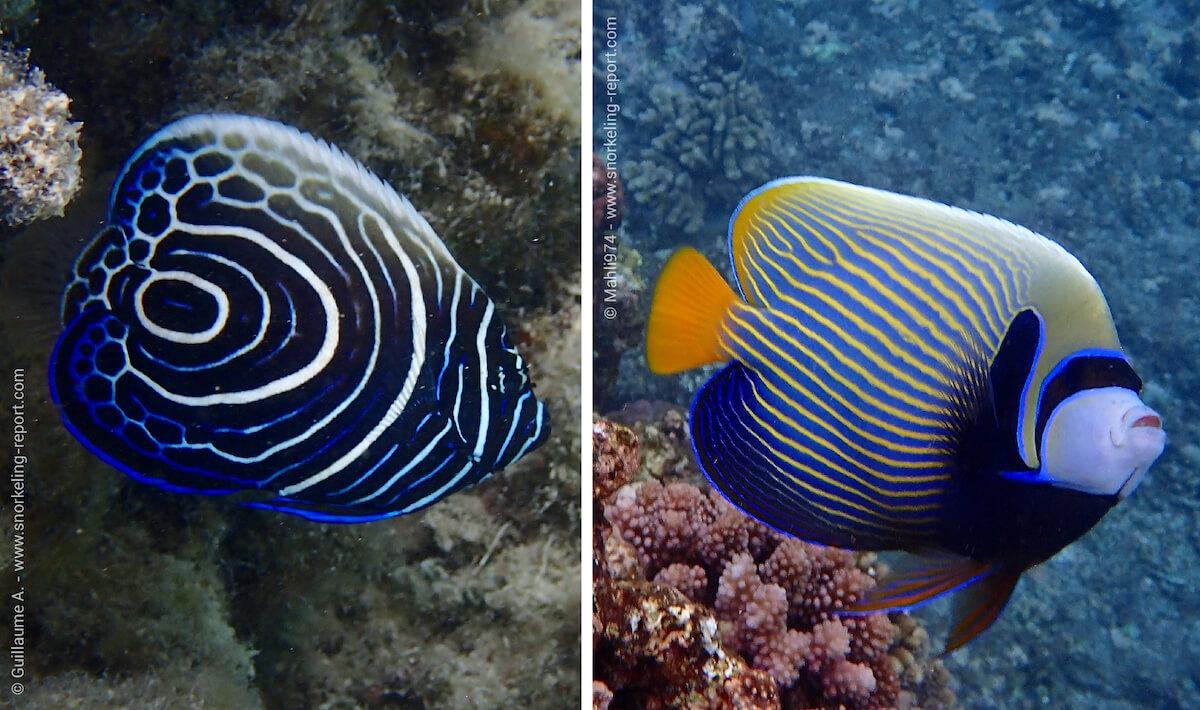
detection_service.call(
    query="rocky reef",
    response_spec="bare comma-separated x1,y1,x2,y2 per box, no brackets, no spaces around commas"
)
593,415,959,710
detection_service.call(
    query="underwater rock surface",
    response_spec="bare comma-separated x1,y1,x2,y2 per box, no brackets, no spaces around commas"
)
0,1,580,708
0,45,81,228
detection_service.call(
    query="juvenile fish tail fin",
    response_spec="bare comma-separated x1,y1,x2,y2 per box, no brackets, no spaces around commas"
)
646,247,740,374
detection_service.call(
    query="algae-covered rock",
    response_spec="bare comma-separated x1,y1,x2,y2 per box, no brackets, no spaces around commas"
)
0,46,81,228
0,1,580,708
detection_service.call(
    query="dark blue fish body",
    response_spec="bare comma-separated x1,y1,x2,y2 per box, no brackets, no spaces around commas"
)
49,115,548,523
648,177,1164,651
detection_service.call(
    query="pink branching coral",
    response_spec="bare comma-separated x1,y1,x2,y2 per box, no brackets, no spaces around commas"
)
605,479,900,709
595,413,959,710
594,420,781,710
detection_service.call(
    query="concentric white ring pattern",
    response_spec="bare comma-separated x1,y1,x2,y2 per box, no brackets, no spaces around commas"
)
49,115,549,523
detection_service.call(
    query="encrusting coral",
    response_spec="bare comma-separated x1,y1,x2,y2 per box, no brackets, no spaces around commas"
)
594,414,960,710
0,45,81,228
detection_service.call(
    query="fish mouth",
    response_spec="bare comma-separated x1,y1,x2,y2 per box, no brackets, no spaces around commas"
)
1112,404,1165,452
1121,404,1163,432
1129,413,1162,429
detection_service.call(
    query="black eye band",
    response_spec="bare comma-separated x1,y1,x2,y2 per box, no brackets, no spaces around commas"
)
1035,355,1142,452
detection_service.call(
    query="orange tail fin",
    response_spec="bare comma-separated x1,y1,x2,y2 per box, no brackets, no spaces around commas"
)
646,247,739,374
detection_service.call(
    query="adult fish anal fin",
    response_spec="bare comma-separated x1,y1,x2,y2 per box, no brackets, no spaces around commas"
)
646,247,740,374
844,551,1019,655
942,567,1021,655
845,551,994,617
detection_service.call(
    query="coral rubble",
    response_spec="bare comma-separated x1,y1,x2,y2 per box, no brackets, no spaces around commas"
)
595,578,782,710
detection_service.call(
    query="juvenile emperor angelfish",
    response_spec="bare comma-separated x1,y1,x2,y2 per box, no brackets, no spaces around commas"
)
647,177,1165,652
49,114,549,523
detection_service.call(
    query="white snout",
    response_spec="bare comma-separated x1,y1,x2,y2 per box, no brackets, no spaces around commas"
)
1040,386,1165,498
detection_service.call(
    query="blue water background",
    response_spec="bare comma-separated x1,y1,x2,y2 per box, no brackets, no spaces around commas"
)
595,0,1200,707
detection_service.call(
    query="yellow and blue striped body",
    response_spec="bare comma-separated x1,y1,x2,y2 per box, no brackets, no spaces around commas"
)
647,177,1160,651
692,177,1124,548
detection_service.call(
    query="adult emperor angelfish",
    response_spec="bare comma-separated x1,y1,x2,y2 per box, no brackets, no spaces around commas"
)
49,115,549,523
647,177,1165,652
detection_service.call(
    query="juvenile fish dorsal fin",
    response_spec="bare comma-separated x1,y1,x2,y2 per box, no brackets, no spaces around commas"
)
845,552,1018,654
646,247,740,374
